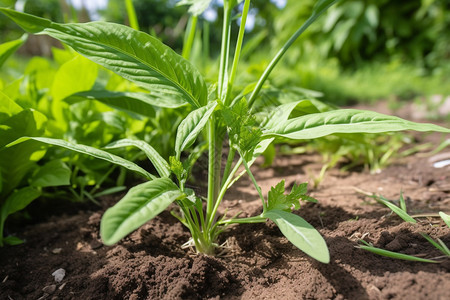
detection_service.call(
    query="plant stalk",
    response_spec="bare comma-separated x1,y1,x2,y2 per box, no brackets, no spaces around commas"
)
247,11,327,109
182,15,198,60
218,1,233,101
125,0,140,31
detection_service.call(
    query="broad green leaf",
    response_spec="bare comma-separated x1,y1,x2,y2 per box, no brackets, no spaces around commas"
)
0,8,207,108
30,160,71,187
439,212,450,228
0,91,22,122
5,137,155,180
0,34,27,68
175,101,217,159
100,178,183,245
264,209,330,263
104,139,170,178
50,55,98,131
0,109,47,148
65,91,185,116
372,195,416,224
177,0,212,16
358,240,438,263
2,186,41,217
263,109,450,140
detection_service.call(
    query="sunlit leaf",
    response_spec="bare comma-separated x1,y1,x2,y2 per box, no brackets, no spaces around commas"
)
264,209,330,263
264,109,450,140
30,160,71,187
175,101,217,159
104,139,170,178
0,34,27,68
100,178,183,245
5,137,155,180
0,8,208,108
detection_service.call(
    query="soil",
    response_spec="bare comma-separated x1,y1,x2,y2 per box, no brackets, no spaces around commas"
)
1,102,449,300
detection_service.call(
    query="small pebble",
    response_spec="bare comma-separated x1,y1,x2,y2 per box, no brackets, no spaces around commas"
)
42,285,56,294
51,269,66,283
52,248,62,254
59,282,67,290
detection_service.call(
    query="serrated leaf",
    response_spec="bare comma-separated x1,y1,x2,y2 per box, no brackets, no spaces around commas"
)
104,139,170,178
221,98,262,160
267,181,315,212
0,8,207,108
5,137,155,180
30,160,71,187
264,209,330,263
175,101,217,159
100,178,183,245
263,109,450,140
0,34,27,68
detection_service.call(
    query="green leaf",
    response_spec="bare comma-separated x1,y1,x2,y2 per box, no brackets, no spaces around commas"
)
0,34,27,68
104,139,170,178
313,1,341,17
358,240,438,263
0,8,208,108
175,101,217,159
420,233,450,256
267,180,316,212
3,235,24,246
439,212,450,228
264,209,330,263
65,91,184,116
2,186,41,217
100,178,183,245
263,109,450,140
30,160,71,187
177,0,212,16
221,98,262,161
5,137,155,180
372,194,416,224
0,91,23,123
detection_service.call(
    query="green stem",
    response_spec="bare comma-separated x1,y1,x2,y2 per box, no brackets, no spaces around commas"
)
242,157,266,210
182,15,198,60
206,117,221,226
247,12,325,109
219,215,266,225
225,0,251,105
125,0,140,31
221,147,236,188
218,1,233,101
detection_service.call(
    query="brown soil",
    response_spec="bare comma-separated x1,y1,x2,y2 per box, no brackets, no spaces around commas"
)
1,105,449,300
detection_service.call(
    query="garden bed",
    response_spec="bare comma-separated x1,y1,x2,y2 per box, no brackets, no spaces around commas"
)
1,128,449,299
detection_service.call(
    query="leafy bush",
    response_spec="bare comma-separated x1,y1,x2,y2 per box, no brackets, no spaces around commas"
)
0,0,448,265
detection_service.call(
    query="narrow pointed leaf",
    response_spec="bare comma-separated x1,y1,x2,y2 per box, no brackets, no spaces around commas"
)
175,101,217,159
264,109,450,140
0,8,207,108
439,211,450,228
358,240,438,263
100,178,183,245
264,209,330,263
104,139,170,178
5,137,155,180
373,195,416,223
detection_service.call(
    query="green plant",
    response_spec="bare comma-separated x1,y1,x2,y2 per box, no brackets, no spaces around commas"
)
358,192,450,262
1,1,449,263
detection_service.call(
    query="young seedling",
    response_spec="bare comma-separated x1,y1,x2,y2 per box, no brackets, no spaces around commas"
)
1,1,449,264
358,192,450,262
